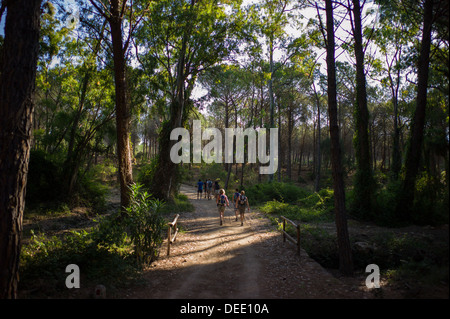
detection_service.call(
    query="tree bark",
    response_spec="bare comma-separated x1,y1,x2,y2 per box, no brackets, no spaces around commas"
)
326,0,353,276
397,0,434,220
150,26,191,200
109,0,134,209
352,0,374,216
0,0,42,299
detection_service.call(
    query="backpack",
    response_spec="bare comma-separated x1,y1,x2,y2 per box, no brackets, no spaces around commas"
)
219,194,226,206
239,195,246,206
207,181,213,188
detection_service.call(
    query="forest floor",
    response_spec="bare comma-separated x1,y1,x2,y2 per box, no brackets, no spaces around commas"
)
115,184,374,299
117,184,448,299
20,183,448,299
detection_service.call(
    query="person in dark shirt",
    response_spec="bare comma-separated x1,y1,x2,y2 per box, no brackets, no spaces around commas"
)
197,179,204,199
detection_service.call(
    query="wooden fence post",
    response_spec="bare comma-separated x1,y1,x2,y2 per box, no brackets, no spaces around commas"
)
280,216,301,257
167,214,180,256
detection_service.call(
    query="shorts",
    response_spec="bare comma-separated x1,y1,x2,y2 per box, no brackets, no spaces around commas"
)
198,189,203,193
218,205,225,213
238,206,246,214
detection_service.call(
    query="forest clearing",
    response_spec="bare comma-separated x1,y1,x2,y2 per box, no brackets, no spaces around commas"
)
0,0,448,305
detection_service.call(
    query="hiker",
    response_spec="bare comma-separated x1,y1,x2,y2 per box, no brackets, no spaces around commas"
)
216,189,229,226
214,180,220,200
204,180,207,198
206,179,213,200
233,188,240,221
197,179,203,199
236,190,250,226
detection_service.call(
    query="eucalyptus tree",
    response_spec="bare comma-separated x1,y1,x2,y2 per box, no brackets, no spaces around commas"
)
251,0,302,181
135,0,243,200
78,0,149,208
370,1,420,179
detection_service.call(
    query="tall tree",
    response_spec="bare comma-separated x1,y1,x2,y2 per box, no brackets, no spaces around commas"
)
396,0,435,220
349,0,375,217
325,0,354,276
137,0,242,200
0,0,42,298
85,0,138,209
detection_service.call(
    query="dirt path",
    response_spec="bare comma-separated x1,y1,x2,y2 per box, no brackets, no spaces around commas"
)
121,184,371,299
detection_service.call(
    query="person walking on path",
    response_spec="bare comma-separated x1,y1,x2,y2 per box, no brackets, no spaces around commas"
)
216,189,229,226
197,179,204,199
233,189,240,221
236,190,250,226
214,180,221,201
206,179,213,200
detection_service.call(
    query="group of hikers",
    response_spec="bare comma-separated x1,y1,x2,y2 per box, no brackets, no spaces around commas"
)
196,179,250,226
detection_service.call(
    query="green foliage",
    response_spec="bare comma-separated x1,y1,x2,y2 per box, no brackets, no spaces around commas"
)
20,228,140,295
137,156,159,188
297,188,334,213
161,193,195,215
362,171,449,227
26,150,109,213
76,171,109,212
256,183,335,223
261,200,332,223
245,181,310,205
20,183,167,295
411,171,449,225
123,183,166,265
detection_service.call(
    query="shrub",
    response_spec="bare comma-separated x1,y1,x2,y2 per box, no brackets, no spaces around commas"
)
123,183,165,265
245,182,310,205
20,183,167,295
137,156,159,188
77,171,108,212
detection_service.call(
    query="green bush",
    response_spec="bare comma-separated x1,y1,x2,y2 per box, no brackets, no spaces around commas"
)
161,193,195,214
245,182,310,205
20,183,167,295
77,171,108,212
297,188,334,213
137,156,159,188
261,200,333,223
123,183,165,265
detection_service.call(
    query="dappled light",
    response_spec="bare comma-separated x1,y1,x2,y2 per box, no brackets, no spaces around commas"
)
0,0,447,303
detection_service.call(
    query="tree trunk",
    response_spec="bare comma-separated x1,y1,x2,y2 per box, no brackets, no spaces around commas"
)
352,0,374,217
391,84,401,180
287,102,293,181
313,84,321,192
110,0,134,209
325,0,353,276
0,0,42,299
151,28,191,200
397,0,434,221
268,32,275,182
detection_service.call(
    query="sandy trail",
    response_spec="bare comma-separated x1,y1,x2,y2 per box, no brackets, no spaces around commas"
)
121,184,370,299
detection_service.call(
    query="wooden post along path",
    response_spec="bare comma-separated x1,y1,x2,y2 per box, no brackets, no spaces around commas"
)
281,216,300,256
167,214,180,256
